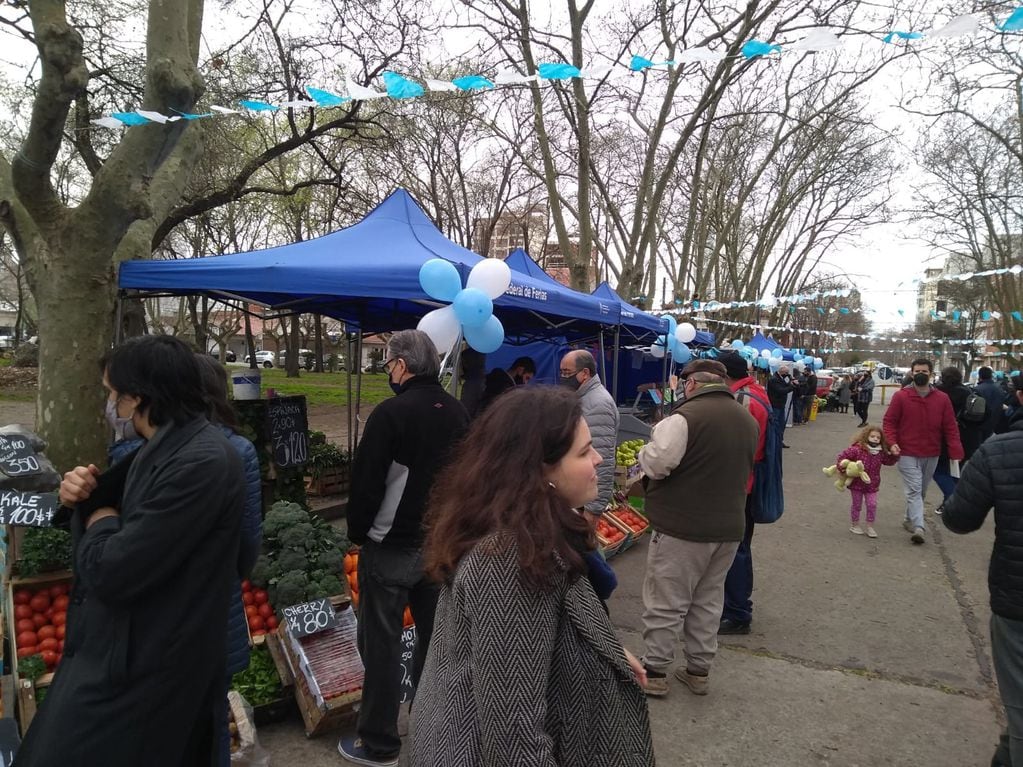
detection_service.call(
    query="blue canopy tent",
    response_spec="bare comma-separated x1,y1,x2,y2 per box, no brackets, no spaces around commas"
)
119,189,612,341
743,331,797,361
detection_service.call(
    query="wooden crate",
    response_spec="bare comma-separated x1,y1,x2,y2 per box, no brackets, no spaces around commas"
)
305,465,351,497
596,513,632,560
607,504,650,538
5,571,72,692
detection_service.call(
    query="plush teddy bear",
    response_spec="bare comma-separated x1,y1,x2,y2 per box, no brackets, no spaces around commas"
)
822,459,871,492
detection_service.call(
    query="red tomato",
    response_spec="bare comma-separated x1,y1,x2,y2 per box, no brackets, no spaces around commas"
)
247,616,264,632
38,638,58,652
253,589,269,605
241,580,252,592
55,625,65,640
14,605,32,620
52,612,66,627
37,626,56,641
16,618,35,633
257,603,273,620
44,607,54,620
265,616,278,631
17,647,37,659
57,640,63,652
244,605,258,618
49,584,67,598
29,594,50,612
251,629,267,637
13,590,31,605
16,631,37,648
52,595,69,611
41,650,59,667
241,592,255,606
31,613,48,629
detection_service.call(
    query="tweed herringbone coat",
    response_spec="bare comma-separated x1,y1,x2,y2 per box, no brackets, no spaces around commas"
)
410,536,655,766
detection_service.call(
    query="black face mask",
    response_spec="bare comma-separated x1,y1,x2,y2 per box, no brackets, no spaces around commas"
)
560,373,582,391
913,372,930,386
513,375,524,386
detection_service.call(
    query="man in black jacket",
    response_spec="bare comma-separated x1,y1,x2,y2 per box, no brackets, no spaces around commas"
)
942,378,1023,767
479,355,535,412
341,330,469,767
767,365,796,449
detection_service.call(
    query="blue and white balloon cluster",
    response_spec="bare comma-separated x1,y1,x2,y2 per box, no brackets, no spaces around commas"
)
650,318,697,363
417,258,512,354
725,340,825,372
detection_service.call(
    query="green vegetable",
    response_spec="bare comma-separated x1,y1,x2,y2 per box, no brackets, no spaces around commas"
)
231,645,283,707
307,439,350,478
19,654,46,683
277,548,309,574
18,528,72,576
315,549,344,575
279,523,315,551
272,571,309,607
311,574,343,600
260,500,352,604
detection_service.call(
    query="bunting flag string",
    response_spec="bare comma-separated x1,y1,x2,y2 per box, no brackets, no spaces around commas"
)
700,317,1023,346
87,9,1023,132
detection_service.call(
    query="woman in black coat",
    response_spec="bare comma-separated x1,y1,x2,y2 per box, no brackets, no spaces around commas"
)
17,337,245,767
934,366,983,507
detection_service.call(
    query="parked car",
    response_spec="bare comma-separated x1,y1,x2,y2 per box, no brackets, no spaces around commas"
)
244,350,276,368
208,349,236,362
279,348,315,369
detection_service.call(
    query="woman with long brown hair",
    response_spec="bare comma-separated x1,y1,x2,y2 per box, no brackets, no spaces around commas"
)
411,386,653,767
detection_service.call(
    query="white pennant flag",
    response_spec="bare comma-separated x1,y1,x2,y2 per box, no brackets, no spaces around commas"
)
677,47,725,63
279,99,317,109
345,77,386,100
91,116,124,130
210,105,241,114
928,15,980,38
136,110,170,123
788,29,842,50
425,79,457,92
495,69,538,85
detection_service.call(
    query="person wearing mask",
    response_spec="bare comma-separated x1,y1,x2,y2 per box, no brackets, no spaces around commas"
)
837,374,852,414
411,387,653,766
340,330,470,767
789,368,806,425
883,358,964,545
767,364,796,449
802,367,818,422
20,336,245,766
194,355,264,767
458,347,487,419
940,380,1023,767
976,366,1006,442
854,371,875,427
933,366,982,511
479,356,535,411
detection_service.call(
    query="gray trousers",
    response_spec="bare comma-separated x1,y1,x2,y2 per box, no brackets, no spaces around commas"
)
993,614,1023,766
641,531,739,674
896,455,938,531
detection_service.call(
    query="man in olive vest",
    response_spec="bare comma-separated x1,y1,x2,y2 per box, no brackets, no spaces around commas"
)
637,359,758,697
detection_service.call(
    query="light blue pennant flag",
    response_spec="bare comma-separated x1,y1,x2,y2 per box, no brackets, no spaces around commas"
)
382,72,425,99
306,87,350,107
952,310,961,321
172,110,213,120
452,75,494,91
693,300,701,310
882,31,924,43
897,309,905,317
817,307,825,315
111,112,150,126
1013,311,1023,322
630,55,654,71
982,311,992,321
741,40,781,58
239,100,278,112
999,8,1023,31
839,307,850,314
538,62,582,80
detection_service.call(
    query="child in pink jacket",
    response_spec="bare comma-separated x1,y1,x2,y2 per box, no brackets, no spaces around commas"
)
836,425,900,538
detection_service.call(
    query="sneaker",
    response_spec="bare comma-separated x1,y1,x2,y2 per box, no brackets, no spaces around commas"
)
643,667,668,697
903,519,916,534
782,443,791,449
934,503,944,516
850,525,864,535
718,618,751,635
911,527,926,545
338,737,399,767
866,526,878,538
674,667,710,695
857,421,868,428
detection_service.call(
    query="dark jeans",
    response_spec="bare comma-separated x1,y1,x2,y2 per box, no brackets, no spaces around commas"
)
722,496,755,624
791,395,803,424
855,401,870,423
773,405,787,440
993,614,1023,767
356,541,439,757
932,467,958,502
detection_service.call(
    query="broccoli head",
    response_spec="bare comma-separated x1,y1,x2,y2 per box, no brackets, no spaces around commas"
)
250,554,272,588
271,570,309,608
277,548,309,574
315,549,345,575
278,522,316,551
263,503,308,539
309,574,343,601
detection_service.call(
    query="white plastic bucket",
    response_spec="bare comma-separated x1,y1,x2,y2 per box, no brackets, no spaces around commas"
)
231,369,262,401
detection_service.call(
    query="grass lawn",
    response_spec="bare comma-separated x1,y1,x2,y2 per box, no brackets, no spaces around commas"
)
254,367,395,406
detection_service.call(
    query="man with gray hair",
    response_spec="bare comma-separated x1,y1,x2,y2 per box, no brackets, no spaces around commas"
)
637,359,758,697
341,329,469,767
560,349,619,518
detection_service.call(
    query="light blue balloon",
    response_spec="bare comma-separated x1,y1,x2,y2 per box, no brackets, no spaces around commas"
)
452,287,493,328
772,348,783,359
419,259,462,302
674,344,692,363
464,314,505,353
740,347,756,361
731,339,744,350
803,356,814,365
665,315,678,335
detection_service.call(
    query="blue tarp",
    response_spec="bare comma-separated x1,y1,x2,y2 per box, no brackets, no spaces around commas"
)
590,282,666,340
119,190,609,339
503,249,620,330
742,332,796,361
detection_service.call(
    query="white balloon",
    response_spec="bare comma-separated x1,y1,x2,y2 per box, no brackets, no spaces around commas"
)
417,306,461,354
467,258,512,300
769,357,781,369
815,357,824,369
675,322,697,343
761,349,772,359
649,343,665,359
795,361,806,371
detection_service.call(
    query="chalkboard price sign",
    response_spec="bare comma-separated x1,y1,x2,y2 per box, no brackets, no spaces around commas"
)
0,491,58,527
282,597,341,639
265,396,309,468
0,435,42,477
399,625,417,704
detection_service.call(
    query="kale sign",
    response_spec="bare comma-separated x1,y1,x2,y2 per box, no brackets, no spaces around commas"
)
0,491,59,527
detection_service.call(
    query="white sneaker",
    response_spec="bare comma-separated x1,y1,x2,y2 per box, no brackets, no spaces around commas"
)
866,526,878,538
850,525,864,535
911,527,926,545
903,520,915,534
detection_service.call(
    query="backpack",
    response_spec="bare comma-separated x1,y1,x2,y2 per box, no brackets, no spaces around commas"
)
959,391,987,423
735,388,784,524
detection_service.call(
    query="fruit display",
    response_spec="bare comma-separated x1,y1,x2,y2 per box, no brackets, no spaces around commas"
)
345,548,414,628
11,581,70,675
241,579,279,639
608,505,650,535
615,439,645,468
595,517,627,546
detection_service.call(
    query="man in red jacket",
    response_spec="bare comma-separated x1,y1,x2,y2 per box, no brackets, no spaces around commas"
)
883,357,964,545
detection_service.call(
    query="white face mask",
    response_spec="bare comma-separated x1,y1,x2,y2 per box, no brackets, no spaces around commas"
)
105,398,138,442
867,444,881,455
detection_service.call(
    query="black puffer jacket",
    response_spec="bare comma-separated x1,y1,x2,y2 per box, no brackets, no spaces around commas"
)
942,410,1023,620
